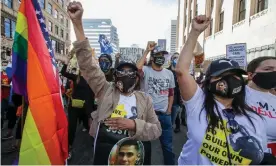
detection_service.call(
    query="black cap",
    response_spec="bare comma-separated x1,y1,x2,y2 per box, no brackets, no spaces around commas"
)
99,53,113,64
205,58,247,78
151,46,168,55
116,60,138,71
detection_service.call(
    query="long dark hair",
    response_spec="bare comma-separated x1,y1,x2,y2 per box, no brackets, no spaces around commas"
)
200,75,262,133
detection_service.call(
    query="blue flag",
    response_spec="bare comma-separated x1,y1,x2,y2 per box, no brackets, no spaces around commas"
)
98,34,113,54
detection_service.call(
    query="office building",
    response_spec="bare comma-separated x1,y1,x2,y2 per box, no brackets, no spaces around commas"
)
177,0,276,62
158,39,167,51
1,0,71,62
83,19,119,58
170,20,177,53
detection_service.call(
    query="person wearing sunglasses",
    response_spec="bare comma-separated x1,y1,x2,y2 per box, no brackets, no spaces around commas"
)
246,56,276,157
176,15,269,165
67,2,161,165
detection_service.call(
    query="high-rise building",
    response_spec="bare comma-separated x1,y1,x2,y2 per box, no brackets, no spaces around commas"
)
158,39,167,51
177,0,276,62
170,20,177,53
83,19,119,58
1,0,71,62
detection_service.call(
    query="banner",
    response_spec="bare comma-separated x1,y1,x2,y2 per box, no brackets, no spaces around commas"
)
99,34,113,54
119,47,144,63
226,43,247,67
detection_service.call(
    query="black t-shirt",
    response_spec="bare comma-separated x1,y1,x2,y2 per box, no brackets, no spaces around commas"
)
60,65,96,113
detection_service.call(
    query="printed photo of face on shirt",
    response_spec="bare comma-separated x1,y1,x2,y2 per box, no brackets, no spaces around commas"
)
216,80,228,94
108,137,144,165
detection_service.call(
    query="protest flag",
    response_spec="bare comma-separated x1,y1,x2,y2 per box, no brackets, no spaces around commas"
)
11,0,68,164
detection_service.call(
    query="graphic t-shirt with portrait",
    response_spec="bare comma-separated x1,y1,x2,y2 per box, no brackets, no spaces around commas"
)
178,86,267,165
93,94,148,165
141,66,175,113
111,94,138,119
246,86,276,156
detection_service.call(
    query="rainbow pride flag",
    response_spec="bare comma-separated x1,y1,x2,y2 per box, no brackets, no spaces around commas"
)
12,0,68,164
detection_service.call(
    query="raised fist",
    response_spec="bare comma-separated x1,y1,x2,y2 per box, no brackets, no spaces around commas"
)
146,41,156,51
192,15,211,34
67,1,83,25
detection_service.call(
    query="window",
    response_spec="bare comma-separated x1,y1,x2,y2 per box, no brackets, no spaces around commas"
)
219,12,224,31
47,3,53,14
66,19,69,27
4,18,11,38
239,0,246,21
60,15,64,24
11,21,15,38
257,0,268,13
55,41,65,54
60,29,64,38
1,17,5,35
195,4,198,16
3,0,12,8
210,19,213,35
66,33,69,40
55,25,59,35
38,0,45,9
48,21,53,32
54,9,58,19
3,18,16,38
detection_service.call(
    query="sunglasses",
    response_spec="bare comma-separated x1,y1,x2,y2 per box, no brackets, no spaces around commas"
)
115,69,137,78
223,109,240,134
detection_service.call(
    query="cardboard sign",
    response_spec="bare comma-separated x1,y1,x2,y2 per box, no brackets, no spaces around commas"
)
226,43,247,67
119,47,144,63
194,53,204,69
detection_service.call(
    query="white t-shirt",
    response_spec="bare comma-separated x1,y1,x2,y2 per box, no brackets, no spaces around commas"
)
178,86,267,165
111,94,137,119
245,86,276,155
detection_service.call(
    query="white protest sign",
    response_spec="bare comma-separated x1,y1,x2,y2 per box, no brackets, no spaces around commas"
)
226,43,247,67
119,47,144,63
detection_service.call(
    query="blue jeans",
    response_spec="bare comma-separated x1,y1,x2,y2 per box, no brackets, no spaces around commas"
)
171,104,180,126
157,114,175,165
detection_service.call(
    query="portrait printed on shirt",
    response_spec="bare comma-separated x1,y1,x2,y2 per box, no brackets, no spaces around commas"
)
199,118,264,165
148,77,170,96
216,80,228,95
108,137,144,165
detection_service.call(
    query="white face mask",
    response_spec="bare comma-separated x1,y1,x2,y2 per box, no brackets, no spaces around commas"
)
2,66,7,71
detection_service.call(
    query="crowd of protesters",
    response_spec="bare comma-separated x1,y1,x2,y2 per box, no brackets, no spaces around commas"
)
1,1,276,165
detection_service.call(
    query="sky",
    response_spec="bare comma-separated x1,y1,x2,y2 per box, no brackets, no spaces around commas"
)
70,0,178,50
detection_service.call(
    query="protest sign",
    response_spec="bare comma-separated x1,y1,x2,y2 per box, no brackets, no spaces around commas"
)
194,53,204,72
226,43,247,67
119,47,144,63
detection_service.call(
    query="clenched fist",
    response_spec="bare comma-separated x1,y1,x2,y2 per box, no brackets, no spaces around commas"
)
67,1,83,25
191,15,211,35
146,41,156,51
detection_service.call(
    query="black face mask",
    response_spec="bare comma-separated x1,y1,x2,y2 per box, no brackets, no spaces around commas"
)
209,75,244,98
115,76,136,93
252,71,276,90
153,56,165,66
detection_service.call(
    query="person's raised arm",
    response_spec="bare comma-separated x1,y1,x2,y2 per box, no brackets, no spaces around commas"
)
67,1,109,98
136,42,156,71
175,15,210,101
